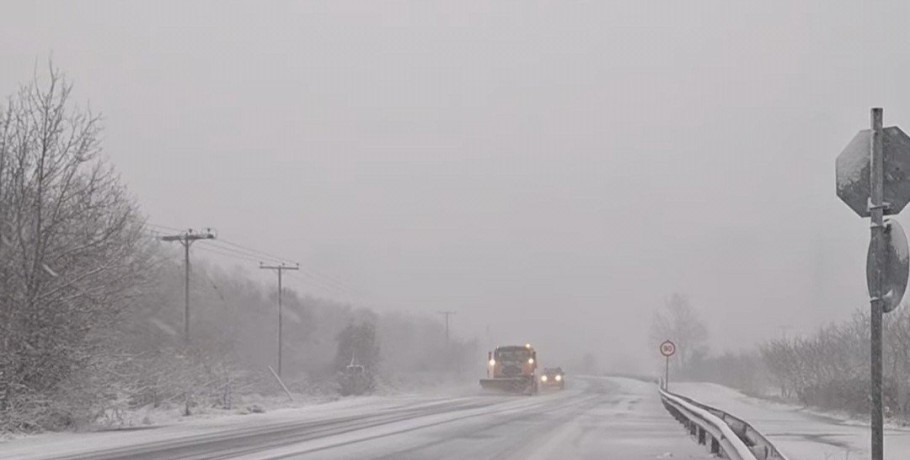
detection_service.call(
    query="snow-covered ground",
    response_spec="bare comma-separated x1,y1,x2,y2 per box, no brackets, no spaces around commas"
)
672,381,910,460
0,376,712,460
0,387,479,459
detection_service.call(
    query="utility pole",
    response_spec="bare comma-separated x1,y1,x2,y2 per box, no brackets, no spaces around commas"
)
160,228,216,345
260,262,299,377
437,311,456,348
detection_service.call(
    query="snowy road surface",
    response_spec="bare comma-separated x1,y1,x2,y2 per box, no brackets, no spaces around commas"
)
2,376,712,460
672,382,910,460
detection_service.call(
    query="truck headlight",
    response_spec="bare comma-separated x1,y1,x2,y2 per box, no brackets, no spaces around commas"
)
489,359,496,366
555,374,562,382
528,358,534,364
541,375,548,382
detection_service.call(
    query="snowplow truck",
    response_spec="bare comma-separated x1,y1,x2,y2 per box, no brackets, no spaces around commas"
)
480,344,538,394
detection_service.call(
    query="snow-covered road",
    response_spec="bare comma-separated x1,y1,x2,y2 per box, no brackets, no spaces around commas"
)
2,376,711,460
672,382,910,460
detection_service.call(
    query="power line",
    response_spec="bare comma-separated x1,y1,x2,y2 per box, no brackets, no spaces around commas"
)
146,222,185,232
195,245,261,264
193,240,289,267
205,241,287,264
283,270,358,303
282,271,347,302
192,238,292,264
148,224,353,290
294,265,356,295
148,224,364,305
193,243,348,301
195,242,338,292
287,267,348,294
218,238,296,265
195,242,269,264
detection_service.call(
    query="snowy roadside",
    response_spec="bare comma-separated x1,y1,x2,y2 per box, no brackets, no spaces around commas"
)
0,383,481,460
89,391,339,432
672,381,910,460
0,373,480,458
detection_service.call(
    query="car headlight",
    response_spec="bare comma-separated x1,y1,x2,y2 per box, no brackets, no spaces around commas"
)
528,358,534,364
489,359,496,366
555,374,562,382
541,375,548,382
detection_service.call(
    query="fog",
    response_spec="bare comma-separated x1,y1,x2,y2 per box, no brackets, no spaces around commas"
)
3,1,908,373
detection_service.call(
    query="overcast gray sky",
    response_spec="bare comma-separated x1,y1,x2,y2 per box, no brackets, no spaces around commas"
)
3,1,908,371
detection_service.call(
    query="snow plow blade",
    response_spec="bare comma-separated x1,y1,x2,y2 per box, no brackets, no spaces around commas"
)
479,377,536,394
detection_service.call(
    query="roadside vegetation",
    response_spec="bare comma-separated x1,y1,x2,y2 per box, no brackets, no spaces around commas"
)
0,67,475,433
760,307,910,421
653,293,910,423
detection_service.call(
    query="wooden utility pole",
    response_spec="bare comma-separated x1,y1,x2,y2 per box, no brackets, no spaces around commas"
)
160,228,216,345
260,263,299,376
438,311,456,348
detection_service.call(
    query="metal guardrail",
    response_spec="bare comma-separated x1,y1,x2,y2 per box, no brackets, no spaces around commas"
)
670,390,789,460
659,387,755,459
659,386,789,460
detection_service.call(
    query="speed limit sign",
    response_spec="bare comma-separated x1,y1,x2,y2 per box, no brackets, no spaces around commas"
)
660,340,676,357
660,340,676,391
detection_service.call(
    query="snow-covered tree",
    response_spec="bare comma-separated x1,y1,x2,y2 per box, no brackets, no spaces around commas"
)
0,65,151,430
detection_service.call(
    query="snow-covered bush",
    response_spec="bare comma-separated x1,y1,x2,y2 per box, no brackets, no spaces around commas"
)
760,308,910,419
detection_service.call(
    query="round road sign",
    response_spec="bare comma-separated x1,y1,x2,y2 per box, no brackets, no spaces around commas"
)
659,340,676,357
867,218,910,313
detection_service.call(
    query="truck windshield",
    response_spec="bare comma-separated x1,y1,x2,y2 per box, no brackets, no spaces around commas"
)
495,349,531,361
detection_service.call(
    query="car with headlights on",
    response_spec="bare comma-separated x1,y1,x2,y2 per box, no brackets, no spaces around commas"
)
539,367,565,390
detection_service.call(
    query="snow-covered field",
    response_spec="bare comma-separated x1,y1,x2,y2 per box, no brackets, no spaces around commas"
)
672,381,910,460
0,376,712,460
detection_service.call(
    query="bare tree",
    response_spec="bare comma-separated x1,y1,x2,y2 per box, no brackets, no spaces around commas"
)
650,293,709,371
0,65,151,430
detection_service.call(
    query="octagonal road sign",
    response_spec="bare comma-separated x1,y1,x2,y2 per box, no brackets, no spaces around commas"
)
659,340,676,357
836,126,910,217
867,218,910,313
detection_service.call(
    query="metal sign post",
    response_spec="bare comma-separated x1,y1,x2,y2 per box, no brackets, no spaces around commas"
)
869,109,885,460
836,108,910,460
659,340,676,391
